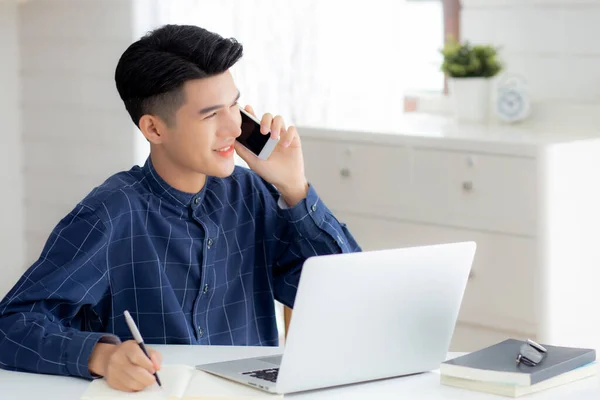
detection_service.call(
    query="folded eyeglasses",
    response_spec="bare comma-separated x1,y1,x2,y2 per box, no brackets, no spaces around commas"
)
516,339,547,367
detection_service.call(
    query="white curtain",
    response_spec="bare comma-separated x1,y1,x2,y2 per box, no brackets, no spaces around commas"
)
153,0,443,133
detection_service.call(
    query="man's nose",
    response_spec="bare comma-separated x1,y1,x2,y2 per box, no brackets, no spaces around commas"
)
219,114,242,138
232,122,242,138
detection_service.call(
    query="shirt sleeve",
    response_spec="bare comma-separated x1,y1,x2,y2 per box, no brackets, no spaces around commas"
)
268,183,362,308
0,204,118,379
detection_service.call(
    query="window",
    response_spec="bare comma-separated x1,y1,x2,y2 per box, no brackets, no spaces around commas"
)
403,0,445,93
154,0,447,134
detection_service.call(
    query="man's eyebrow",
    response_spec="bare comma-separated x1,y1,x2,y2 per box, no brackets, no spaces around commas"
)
199,91,241,115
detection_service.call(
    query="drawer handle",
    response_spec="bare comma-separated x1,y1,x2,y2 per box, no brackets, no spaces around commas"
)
462,181,473,192
340,168,351,178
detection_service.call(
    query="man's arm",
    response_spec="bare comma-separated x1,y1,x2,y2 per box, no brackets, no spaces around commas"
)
0,205,116,379
232,106,361,307
268,183,362,308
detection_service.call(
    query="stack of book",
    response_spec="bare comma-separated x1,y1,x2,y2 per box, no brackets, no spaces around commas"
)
440,339,597,397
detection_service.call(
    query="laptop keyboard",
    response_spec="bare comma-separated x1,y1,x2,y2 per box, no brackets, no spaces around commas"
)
242,367,279,383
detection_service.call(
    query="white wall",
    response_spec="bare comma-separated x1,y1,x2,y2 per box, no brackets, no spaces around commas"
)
19,0,138,266
0,1,25,298
460,0,600,127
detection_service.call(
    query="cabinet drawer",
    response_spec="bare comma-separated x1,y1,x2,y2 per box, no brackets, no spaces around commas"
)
333,212,538,334
302,139,411,212
410,149,537,236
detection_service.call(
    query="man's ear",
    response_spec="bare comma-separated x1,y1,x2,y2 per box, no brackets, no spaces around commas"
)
139,114,166,144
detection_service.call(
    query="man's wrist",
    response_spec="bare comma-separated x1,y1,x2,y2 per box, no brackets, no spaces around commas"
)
279,179,309,207
88,342,117,377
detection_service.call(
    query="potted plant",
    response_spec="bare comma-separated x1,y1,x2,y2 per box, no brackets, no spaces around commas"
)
440,37,502,122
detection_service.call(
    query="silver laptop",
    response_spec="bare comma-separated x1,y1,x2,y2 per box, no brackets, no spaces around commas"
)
196,241,476,394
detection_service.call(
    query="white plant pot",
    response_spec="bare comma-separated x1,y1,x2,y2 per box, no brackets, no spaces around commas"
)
448,77,490,123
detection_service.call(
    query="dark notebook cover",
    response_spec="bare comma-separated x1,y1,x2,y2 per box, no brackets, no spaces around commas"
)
441,339,596,385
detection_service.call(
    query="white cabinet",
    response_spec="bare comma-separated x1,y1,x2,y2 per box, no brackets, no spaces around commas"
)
300,117,600,352
300,140,413,213
410,149,537,236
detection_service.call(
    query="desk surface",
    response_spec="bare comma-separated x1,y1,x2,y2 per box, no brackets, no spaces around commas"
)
0,345,598,399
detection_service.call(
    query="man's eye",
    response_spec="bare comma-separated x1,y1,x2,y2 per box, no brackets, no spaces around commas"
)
204,112,217,120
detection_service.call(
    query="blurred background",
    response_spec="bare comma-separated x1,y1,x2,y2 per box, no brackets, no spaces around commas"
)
1,0,599,352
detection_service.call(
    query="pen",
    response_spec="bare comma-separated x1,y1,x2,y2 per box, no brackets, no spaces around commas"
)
123,310,162,387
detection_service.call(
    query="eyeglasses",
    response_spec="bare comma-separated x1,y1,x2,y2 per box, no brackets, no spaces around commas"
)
516,339,547,367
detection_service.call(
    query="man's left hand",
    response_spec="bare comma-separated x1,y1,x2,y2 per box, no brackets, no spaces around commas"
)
234,105,308,207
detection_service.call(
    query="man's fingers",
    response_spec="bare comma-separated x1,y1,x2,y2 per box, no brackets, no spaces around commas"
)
149,349,162,371
234,141,255,166
103,341,160,392
106,365,150,393
106,377,130,392
113,373,144,392
125,344,155,373
279,125,298,148
271,115,287,141
123,378,147,393
124,365,156,389
244,104,256,117
289,126,301,146
260,113,273,135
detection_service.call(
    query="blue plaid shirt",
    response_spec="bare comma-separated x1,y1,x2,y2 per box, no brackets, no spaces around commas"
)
0,157,360,379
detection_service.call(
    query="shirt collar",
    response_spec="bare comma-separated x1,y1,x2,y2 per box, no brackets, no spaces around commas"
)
142,157,209,208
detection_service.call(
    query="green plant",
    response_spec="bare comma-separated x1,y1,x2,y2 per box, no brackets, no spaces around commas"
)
440,37,502,78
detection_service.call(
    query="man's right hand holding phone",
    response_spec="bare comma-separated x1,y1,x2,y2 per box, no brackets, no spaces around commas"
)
88,340,162,392
235,105,309,207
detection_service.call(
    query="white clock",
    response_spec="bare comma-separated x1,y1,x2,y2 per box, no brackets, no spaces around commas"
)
495,75,531,123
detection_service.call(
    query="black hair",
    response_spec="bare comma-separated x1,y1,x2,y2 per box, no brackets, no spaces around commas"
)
115,24,243,127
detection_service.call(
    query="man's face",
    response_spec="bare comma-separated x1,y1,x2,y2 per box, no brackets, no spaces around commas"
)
160,71,242,178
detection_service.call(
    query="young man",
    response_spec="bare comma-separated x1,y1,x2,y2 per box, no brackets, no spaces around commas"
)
0,24,360,391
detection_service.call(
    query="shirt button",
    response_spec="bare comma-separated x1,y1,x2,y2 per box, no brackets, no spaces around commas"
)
311,204,317,212
207,238,214,248
194,197,199,205
198,327,204,337
203,284,209,293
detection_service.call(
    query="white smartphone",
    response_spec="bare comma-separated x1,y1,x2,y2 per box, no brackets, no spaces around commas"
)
237,107,279,160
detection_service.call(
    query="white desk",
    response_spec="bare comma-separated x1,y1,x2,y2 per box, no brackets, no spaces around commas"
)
0,345,598,399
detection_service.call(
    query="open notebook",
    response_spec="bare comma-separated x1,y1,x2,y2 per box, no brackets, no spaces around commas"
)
80,364,283,400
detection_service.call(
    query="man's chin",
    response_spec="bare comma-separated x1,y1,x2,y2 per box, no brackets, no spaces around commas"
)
209,162,236,179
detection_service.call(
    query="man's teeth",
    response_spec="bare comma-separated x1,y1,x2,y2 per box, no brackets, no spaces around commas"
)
216,146,231,152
